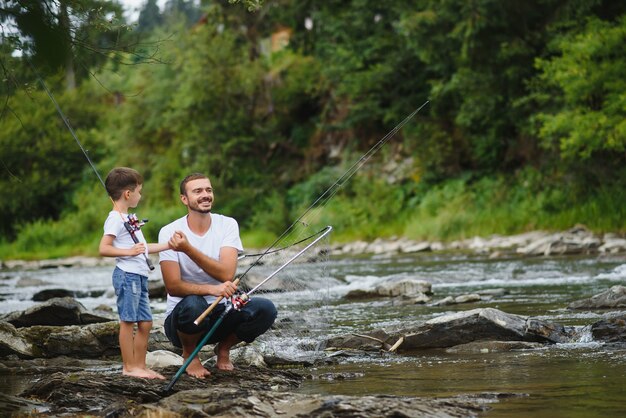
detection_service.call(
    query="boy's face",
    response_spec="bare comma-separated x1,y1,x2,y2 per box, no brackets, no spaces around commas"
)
127,183,143,208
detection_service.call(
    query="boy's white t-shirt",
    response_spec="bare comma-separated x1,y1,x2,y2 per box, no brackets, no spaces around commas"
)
103,211,150,276
158,213,243,316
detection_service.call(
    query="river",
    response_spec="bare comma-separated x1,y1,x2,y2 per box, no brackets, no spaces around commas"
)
1,252,625,417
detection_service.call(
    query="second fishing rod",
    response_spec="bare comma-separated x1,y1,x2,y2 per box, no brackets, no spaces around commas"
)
191,100,430,326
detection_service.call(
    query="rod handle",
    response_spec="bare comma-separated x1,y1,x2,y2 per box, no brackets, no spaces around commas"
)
193,277,240,326
124,221,155,270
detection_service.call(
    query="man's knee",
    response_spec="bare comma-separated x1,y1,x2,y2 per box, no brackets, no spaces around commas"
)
245,297,278,334
174,295,210,335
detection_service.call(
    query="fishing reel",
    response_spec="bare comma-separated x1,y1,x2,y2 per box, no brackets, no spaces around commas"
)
126,213,149,231
230,293,250,311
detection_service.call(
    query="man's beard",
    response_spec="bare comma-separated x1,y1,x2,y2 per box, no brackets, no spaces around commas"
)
189,199,212,214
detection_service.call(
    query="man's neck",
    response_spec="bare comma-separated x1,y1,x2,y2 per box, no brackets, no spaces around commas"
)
186,211,212,235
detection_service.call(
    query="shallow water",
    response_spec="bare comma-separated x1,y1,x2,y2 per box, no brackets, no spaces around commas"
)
1,252,626,416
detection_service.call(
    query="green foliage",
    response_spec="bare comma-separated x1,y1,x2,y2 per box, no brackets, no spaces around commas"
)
0,82,107,239
312,175,409,241
3,0,626,260
404,169,626,240
535,15,626,161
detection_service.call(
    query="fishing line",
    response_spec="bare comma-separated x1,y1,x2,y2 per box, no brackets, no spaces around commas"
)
236,100,429,282
239,227,329,259
30,60,154,269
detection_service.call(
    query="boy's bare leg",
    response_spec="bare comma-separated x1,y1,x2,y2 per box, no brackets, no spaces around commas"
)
136,321,164,379
178,331,211,378
215,333,241,371
119,321,153,378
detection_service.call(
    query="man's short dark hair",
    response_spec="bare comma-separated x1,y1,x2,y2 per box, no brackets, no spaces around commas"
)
105,167,143,200
180,173,209,195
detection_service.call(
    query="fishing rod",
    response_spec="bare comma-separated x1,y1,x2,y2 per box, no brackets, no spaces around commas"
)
192,100,430,325
32,64,154,270
164,225,332,392
165,102,428,391
235,101,429,281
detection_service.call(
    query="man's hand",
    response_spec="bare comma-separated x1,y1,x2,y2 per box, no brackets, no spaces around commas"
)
216,281,237,298
169,231,191,253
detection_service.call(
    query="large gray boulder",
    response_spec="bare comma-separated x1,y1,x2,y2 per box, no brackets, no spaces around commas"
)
396,308,571,350
0,320,120,359
19,321,120,358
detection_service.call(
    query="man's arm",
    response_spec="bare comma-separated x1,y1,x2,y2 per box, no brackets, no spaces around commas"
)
161,260,237,298
168,231,238,282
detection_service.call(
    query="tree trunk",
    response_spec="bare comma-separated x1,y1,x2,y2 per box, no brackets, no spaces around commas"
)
59,1,76,91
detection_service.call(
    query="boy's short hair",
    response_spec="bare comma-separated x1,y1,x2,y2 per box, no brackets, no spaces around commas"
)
180,173,209,195
105,167,144,200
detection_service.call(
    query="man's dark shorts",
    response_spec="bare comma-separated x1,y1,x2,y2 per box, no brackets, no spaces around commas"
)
164,295,277,348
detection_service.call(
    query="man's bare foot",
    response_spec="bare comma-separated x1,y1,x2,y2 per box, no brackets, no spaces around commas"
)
185,356,211,378
145,368,166,380
123,368,157,379
215,343,234,371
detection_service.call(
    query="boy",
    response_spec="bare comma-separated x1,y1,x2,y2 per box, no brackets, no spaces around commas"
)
99,167,168,379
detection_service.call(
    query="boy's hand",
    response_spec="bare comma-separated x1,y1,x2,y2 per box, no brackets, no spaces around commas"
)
169,231,191,253
129,243,146,255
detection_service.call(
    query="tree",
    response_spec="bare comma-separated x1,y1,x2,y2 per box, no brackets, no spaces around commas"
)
535,15,626,161
0,0,129,90
137,0,162,33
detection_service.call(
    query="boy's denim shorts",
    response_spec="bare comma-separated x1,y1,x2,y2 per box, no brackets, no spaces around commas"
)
112,266,153,322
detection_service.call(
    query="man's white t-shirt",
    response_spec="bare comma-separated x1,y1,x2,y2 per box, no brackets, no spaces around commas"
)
103,211,150,276
158,214,243,316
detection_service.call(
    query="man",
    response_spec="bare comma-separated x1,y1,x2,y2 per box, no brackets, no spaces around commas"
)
159,173,277,378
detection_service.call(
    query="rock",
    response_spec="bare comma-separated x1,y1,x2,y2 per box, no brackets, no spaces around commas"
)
401,242,431,253
148,280,167,299
395,308,571,350
325,329,396,352
599,238,626,253
146,350,183,368
11,364,497,417
430,296,455,306
400,293,432,304
20,366,303,416
15,277,50,287
2,297,113,327
454,294,481,304
568,285,626,310
0,321,35,358
477,288,509,297
144,389,494,418
591,314,626,342
32,288,74,301
344,278,432,300
375,278,432,297
516,226,602,256
0,392,47,416
19,321,119,358
445,340,544,353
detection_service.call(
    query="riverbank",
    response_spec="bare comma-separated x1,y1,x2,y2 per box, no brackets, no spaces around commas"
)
3,225,626,271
